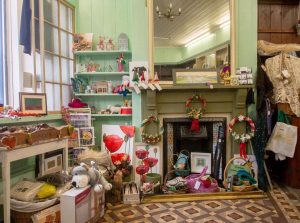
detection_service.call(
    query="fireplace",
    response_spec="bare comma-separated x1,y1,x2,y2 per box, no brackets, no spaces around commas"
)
163,117,227,180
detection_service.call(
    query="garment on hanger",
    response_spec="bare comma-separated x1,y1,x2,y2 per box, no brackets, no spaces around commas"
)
265,53,300,117
20,0,32,55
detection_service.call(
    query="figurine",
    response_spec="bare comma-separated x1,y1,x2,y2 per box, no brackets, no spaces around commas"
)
116,53,126,72
97,36,105,51
106,38,115,51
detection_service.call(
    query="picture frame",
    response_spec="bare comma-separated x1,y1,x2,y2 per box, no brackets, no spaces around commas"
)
44,154,62,175
79,127,95,146
190,152,211,174
19,92,47,115
68,128,80,148
172,69,218,85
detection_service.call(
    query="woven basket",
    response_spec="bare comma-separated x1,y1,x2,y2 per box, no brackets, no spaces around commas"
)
223,157,256,192
162,170,187,194
11,210,37,223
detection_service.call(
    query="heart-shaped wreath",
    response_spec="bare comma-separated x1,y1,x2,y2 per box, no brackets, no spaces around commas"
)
228,115,255,159
185,95,207,132
141,115,164,144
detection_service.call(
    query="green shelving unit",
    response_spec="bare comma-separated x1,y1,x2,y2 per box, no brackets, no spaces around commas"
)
74,48,133,145
74,50,132,56
75,72,129,76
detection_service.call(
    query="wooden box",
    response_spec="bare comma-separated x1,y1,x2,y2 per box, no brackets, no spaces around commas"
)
123,182,140,204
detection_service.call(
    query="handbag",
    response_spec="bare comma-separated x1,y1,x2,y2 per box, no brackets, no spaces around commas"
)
266,111,297,160
186,166,219,193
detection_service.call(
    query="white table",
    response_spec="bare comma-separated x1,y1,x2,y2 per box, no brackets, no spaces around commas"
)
0,138,69,223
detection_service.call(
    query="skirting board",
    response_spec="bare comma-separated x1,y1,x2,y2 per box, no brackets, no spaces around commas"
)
142,191,267,203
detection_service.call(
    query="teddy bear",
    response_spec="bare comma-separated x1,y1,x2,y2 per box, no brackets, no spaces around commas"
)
71,161,112,193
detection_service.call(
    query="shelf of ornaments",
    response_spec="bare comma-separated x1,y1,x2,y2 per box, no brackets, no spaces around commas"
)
74,50,132,56
75,71,130,76
74,93,132,97
91,114,132,117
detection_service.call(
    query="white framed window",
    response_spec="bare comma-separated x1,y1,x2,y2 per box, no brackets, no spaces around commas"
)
6,0,74,112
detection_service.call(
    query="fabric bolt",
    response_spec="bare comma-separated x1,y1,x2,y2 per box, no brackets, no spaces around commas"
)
19,0,32,55
265,53,300,117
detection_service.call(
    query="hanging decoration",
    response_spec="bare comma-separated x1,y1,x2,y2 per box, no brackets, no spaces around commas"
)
185,95,206,132
228,115,255,159
141,115,164,144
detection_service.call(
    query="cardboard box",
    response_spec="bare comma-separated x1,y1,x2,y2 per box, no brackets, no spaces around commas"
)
61,186,105,223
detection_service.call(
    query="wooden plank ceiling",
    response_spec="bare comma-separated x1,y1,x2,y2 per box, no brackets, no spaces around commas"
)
154,0,230,47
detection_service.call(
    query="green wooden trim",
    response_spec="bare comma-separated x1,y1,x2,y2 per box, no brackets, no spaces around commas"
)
74,93,132,97
92,114,132,117
0,114,62,125
74,50,132,56
160,84,254,90
76,72,130,76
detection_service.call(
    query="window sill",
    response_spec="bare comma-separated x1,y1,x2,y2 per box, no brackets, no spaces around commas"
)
0,114,62,125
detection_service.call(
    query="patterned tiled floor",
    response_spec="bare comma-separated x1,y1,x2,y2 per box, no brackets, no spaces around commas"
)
101,185,300,223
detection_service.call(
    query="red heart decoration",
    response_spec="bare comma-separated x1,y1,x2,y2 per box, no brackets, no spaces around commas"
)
143,157,158,168
1,136,17,149
103,134,124,153
136,165,149,175
135,149,149,160
120,126,135,138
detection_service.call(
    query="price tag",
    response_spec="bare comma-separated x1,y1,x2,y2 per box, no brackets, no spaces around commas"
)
133,84,141,94
194,181,201,190
140,82,148,89
154,83,162,91
148,83,156,91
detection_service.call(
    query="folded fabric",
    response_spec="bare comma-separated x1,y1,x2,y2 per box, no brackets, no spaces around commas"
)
237,170,257,185
166,177,186,188
228,164,251,177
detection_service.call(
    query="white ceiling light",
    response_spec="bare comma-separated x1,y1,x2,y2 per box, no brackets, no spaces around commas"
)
184,32,213,48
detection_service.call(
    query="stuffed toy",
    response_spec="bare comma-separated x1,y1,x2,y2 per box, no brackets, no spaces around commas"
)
71,162,112,193
68,98,88,108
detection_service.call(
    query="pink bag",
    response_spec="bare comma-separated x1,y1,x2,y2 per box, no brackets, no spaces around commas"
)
185,166,219,193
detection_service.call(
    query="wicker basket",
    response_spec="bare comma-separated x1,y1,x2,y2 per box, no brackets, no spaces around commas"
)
162,170,187,194
11,210,37,223
223,157,256,192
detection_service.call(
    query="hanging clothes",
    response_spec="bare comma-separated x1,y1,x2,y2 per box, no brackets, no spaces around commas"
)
265,53,300,117
19,0,32,55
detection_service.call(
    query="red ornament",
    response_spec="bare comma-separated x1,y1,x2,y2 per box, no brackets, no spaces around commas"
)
103,134,124,153
120,126,135,138
143,157,158,168
135,149,149,160
136,165,149,175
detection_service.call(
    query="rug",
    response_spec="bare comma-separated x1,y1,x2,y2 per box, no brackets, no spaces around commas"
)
101,184,300,223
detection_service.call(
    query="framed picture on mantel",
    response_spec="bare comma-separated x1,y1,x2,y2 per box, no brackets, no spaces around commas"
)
172,69,218,85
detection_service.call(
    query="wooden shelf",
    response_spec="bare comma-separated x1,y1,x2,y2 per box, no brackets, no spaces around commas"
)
0,114,62,125
160,84,254,90
74,50,132,56
74,93,131,97
75,72,129,76
92,114,132,117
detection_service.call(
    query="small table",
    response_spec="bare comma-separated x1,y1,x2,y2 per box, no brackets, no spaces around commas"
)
0,138,69,223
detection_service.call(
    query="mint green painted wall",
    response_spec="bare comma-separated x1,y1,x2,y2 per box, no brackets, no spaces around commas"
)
77,0,132,49
154,47,182,64
235,0,257,118
154,26,230,64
